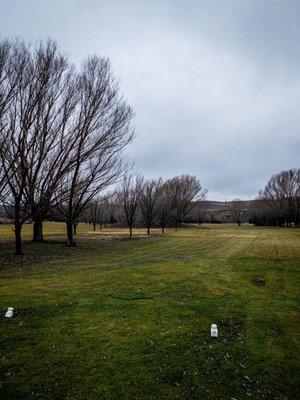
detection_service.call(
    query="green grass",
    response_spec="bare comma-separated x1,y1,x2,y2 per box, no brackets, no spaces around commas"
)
0,223,299,399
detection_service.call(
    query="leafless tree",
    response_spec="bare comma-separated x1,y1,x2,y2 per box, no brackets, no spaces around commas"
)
118,173,143,238
156,182,172,233
0,38,134,253
106,192,118,228
55,55,133,246
23,41,78,242
0,39,53,254
260,168,300,226
139,178,162,235
229,198,244,226
87,197,106,231
0,39,78,247
165,175,206,229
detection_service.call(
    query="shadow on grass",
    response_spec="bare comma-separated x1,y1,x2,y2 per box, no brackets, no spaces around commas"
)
0,238,76,270
0,233,154,271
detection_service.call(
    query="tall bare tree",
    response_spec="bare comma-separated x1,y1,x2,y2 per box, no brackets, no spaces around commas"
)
260,168,300,227
0,39,54,254
156,182,172,233
0,38,134,253
23,40,78,242
56,56,133,246
139,178,162,235
118,173,143,238
165,175,206,230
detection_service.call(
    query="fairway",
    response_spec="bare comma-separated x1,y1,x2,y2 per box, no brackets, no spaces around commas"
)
0,223,299,399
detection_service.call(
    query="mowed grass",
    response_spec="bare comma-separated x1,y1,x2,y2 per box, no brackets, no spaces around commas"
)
0,223,299,400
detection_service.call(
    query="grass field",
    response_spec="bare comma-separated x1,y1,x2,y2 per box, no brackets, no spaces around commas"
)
0,223,299,399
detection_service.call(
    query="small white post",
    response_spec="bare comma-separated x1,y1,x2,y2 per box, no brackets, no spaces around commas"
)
211,323,218,337
5,307,14,318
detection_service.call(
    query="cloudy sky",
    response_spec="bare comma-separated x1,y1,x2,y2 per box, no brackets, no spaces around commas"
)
1,0,299,200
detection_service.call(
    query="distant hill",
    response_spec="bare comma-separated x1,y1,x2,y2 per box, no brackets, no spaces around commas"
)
187,199,256,223
196,199,254,210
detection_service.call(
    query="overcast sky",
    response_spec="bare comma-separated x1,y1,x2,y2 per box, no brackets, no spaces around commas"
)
1,0,299,200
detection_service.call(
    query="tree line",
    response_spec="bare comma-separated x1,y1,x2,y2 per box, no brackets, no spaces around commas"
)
85,174,207,238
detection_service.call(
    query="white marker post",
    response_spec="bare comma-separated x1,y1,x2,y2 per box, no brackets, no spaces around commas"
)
5,307,14,318
211,323,218,337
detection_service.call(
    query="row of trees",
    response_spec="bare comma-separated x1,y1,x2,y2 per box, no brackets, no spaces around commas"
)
0,38,133,254
86,174,206,238
84,171,299,232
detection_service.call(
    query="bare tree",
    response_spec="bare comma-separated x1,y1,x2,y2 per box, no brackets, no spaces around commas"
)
23,40,78,242
156,182,172,233
107,193,118,228
118,173,143,238
0,38,134,253
260,168,300,227
139,178,162,235
165,175,206,229
88,197,106,231
229,198,244,226
0,39,52,254
56,55,133,246
0,39,78,247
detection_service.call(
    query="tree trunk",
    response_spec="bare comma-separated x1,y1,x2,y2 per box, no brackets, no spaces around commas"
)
147,226,150,235
66,220,76,246
93,223,96,231
14,220,23,255
129,225,132,239
161,226,165,234
32,217,44,242
14,202,23,255
73,223,77,235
